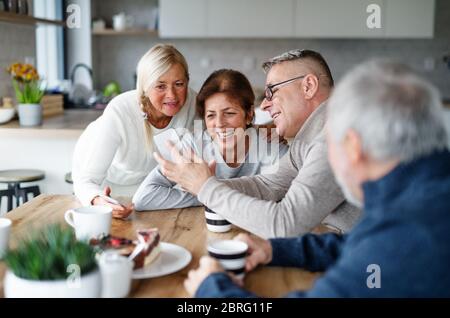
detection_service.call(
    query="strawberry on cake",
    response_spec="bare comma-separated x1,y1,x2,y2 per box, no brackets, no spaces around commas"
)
90,228,161,269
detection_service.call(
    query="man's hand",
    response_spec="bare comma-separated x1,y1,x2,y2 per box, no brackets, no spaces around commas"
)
234,233,273,272
91,186,134,219
184,256,225,296
154,141,216,195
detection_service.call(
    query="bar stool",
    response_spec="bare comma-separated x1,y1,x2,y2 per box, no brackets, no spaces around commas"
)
65,172,75,195
0,169,45,212
65,172,73,184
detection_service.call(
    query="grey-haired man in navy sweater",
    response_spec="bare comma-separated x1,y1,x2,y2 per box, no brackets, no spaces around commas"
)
184,60,450,297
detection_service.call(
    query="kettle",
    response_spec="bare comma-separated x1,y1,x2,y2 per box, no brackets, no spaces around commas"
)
69,63,94,107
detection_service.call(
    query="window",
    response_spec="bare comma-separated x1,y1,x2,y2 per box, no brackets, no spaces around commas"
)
34,0,65,90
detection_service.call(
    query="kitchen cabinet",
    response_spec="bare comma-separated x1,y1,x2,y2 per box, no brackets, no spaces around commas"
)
159,0,435,39
385,0,435,38
295,0,435,39
159,0,207,37
295,0,384,38
207,0,294,38
159,0,293,38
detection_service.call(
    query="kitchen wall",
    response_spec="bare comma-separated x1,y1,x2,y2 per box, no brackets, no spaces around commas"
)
0,23,36,98
0,133,77,215
91,0,450,99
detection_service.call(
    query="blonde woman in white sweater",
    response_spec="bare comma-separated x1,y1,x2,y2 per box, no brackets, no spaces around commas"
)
72,44,197,218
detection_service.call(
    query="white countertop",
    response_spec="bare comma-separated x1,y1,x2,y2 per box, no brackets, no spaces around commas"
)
0,109,102,138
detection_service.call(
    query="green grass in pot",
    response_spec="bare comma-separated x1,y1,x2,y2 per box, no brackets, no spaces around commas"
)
3,224,97,280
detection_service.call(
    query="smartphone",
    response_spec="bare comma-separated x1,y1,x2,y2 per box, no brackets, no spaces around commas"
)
153,128,201,161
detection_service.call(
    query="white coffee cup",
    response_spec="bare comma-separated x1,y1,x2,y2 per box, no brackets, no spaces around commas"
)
0,218,12,259
65,206,112,241
98,251,133,298
112,12,134,31
92,19,106,31
207,240,248,279
204,207,231,233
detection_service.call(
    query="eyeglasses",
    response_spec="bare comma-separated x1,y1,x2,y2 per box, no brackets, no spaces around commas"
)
264,75,306,101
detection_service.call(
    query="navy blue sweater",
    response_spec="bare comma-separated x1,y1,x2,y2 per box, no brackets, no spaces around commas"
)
196,150,450,297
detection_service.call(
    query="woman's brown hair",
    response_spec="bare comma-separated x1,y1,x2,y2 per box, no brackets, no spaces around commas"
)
196,69,255,127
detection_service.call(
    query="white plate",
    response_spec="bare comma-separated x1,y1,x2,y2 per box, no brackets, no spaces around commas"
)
132,242,192,279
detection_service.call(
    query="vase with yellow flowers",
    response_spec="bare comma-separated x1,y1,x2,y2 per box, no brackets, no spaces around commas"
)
6,62,45,126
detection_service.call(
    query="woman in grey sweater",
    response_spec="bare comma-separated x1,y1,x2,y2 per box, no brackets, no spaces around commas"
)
133,69,288,211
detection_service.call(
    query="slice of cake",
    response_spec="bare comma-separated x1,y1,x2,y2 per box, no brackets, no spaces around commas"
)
90,228,161,269
132,229,161,269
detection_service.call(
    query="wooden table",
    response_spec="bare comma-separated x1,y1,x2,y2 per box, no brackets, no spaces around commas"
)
0,195,325,298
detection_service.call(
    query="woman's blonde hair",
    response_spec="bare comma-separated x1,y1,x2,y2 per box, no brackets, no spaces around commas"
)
136,44,189,150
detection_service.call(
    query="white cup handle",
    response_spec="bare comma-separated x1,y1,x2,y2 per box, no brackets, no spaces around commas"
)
64,209,75,228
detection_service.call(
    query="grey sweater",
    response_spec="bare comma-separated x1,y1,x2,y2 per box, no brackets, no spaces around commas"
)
132,130,289,211
197,103,361,238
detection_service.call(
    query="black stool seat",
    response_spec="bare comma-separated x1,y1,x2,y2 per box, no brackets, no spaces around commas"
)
0,169,45,212
65,172,73,184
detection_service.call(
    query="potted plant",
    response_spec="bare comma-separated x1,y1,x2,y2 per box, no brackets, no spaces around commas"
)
3,224,101,298
6,62,45,126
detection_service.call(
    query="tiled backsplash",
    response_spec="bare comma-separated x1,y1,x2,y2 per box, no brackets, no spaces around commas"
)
94,37,450,97
92,0,450,99
0,23,36,99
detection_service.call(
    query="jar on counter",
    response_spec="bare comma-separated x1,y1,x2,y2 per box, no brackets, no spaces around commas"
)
17,0,28,15
2,97,14,108
3,0,17,13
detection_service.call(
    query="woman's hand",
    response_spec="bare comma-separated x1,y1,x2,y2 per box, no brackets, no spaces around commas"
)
154,142,216,196
184,256,225,296
91,186,134,219
234,233,273,272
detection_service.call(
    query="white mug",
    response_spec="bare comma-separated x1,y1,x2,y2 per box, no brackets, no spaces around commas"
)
0,218,12,259
207,240,248,279
204,207,231,233
112,13,134,31
65,206,112,241
98,251,133,298
92,19,106,31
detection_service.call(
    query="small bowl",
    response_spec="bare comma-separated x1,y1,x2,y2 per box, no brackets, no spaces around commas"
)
0,108,16,124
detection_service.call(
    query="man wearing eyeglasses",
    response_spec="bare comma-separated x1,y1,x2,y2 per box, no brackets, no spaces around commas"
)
155,49,360,238
185,61,450,298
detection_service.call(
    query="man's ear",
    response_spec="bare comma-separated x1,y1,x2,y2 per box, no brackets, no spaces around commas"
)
343,129,364,165
302,74,319,100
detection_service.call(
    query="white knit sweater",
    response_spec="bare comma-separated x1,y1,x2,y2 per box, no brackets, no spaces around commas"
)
72,88,197,206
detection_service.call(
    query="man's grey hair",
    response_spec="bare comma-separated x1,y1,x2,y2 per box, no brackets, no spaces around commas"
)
327,59,448,163
262,49,334,87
